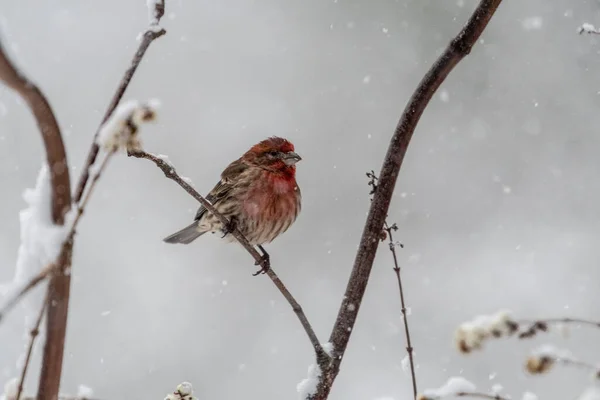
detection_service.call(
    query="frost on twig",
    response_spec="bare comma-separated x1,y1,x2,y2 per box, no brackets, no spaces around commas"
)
579,23,600,35
164,382,197,400
96,99,159,153
297,363,322,400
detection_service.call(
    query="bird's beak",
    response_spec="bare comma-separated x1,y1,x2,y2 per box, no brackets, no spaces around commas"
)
282,151,302,165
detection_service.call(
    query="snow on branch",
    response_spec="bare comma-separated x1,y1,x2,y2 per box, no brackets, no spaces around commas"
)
297,364,322,399
0,166,71,301
579,23,600,35
96,99,159,153
147,0,165,26
455,311,600,354
418,377,477,400
525,345,600,378
455,310,518,353
164,382,197,400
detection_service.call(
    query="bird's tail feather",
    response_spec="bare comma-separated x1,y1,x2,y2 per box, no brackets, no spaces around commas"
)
163,222,205,244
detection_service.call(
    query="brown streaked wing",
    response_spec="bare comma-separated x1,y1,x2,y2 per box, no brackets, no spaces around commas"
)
194,158,248,221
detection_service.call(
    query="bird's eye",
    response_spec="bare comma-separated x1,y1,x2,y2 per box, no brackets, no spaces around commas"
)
268,151,278,157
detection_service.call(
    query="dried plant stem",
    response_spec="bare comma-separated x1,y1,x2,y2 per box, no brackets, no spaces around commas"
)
552,356,600,376
73,1,166,203
128,149,328,365
384,222,416,400
456,392,510,400
311,1,503,398
16,290,50,400
519,318,600,329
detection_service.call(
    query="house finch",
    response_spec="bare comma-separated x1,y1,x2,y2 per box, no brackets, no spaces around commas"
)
163,136,302,253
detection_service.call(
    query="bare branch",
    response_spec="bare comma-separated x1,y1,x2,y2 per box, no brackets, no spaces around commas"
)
73,1,166,203
128,149,329,366
455,392,510,400
311,1,504,398
16,290,49,400
516,318,600,338
383,221,416,399
0,42,71,224
0,30,73,400
367,170,416,398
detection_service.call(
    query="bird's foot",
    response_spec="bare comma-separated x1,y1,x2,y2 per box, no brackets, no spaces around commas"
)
252,245,270,276
220,217,237,238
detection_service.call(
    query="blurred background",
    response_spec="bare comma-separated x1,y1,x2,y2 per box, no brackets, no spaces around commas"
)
1,0,600,399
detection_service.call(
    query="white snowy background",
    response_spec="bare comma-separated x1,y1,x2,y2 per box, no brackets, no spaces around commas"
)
1,0,600,399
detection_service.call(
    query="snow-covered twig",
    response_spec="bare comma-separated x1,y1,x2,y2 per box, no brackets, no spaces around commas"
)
525,345,600,378
455,312,600,353
1,100,158,323
164,382,197,400
15,290,49,400
455,310,519,353
147,0,165,26
418,377,478,400
128,149,329,366
579,23,600,35
418,377,514,400
96,99,159,153
73,1,167,203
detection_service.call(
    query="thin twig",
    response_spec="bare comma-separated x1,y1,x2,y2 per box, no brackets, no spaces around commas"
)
73,0,166,203
16,290,50,400
127,149,329,366
0,264,54,323
518,318,600,329
368,171,417,398
516,318,600,339
456,392,510,400
311,1,504,398
384,221,416,400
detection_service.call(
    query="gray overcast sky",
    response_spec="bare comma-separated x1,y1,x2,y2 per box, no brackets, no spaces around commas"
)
1,1,600,399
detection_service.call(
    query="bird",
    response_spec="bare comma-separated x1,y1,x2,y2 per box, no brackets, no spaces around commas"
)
163,136,302,260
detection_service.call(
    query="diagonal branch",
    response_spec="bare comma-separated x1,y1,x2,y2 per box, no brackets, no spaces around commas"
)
16,289,49,400
0,32,73,400
73,0,166,203
128,149,329,366
310,1,504,398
